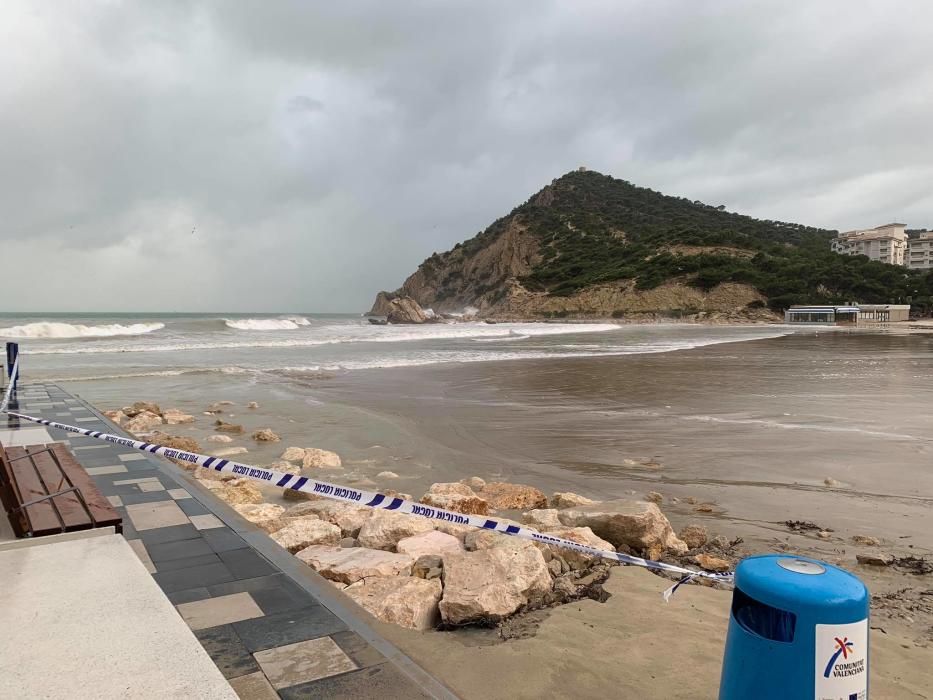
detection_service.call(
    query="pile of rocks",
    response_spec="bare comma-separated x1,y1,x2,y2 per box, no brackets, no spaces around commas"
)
104,402,196,433
201,473,696,632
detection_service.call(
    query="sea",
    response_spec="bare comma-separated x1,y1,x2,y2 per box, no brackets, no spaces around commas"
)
2,312,931,564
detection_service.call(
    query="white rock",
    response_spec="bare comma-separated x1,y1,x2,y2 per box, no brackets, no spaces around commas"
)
439,543,551,624
285,501,371,538
396,530,463,559
551,492,596,509
521,509,562,530
345,577,442,631
267,460,301,475
376,471,400,479
280,446,306,462
232,503,286,533
296,545,413,583
462,477,486,491
247,401,259,409
206,435,234,444
251,428,280,442
357,510,436,551
557,499,687,559
271,518,341,553
103,409,126,426
163,408,195,425
539,526,615,570
302,448,342,469
124,410,164,434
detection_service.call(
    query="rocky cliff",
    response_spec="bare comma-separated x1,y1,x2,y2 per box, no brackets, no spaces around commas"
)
371,169,924,319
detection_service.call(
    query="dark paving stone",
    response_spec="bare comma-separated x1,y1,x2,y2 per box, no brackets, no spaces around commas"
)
331,630,388,669
232,605,346,652
194,624,260,680
208,574,311,616
200,527,250,553
138,523,202,546
166,586,212,605
175,498,212,516
156,553,223,573
124,459,165,472
153,561,235,593
119,491,174,505
146,537,215,563
217,548,278,579
278,662,432,700
120,519,139,540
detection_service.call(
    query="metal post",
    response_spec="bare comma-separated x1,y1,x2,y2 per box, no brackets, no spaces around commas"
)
5,342,18,389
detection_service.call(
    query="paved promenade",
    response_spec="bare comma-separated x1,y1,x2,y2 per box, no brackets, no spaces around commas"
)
1,382,456,699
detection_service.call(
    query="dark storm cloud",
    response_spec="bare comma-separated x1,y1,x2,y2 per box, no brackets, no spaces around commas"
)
1,1,931,311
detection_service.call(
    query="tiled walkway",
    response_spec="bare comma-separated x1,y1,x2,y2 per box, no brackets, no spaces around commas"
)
1,383,456,699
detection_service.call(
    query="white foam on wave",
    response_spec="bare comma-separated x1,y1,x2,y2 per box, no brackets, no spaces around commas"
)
0,322,165,339
225,318,306,331
282,316,311,326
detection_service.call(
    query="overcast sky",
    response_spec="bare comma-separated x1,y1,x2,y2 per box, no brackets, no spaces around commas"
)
3,1,932,312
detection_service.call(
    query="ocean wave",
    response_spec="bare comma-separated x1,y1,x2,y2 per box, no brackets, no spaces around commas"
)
225,318,308,331
472,332,530,343
46,366,258,382
0,321,165,339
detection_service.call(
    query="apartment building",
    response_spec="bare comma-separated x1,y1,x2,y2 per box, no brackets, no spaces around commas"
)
907,232,933,270
830,223,933,270
831,223,908,265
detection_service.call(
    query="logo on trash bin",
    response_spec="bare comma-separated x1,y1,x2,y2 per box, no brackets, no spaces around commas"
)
823,636,857,678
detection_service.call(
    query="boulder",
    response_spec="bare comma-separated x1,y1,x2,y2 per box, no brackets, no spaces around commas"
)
296,545,413,583
206,434,233,444
856,553,894,567
251,429,280,442
214,420,244,434
679,524,709,550
412,555,444,580
302,448,342,469
539,526,615,570
693,553,732,572
285,501,371,538
851,535,881,547
210,447,248,458
345,576,442,631
557,499,687,559
358,510,436,551
433,522,474,542
376,471,400,479
521,509,562,531
439,544,552,624
146,433,201,469
267,460,301,475
103,409,126,426
124,411,164,434
551,492,596,509
280,446,306,462
385,296,430,324
396,530,463,559
480,482,548,510
645,491,663,504
462,477,486,491
124,401,162,418
340,537,358,548
420,482,489,516
163,408,195,425
463,519,526,552
247,401,259,409
232,503,286,533
271,518,341,553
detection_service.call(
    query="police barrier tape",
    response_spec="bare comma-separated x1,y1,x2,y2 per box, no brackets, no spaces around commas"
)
1,365,732,595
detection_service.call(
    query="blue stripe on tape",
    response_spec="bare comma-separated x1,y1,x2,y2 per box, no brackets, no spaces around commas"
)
203,457,216,468
482,520,497,529
386,497,403,510
149,444,159,453
276,475,292,488
506,525,520,534
366,494,385,507
139,443,151,451
215,459,228,471
292,477,308,491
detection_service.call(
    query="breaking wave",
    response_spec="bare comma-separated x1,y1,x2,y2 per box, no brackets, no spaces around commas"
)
225,318,309,331
0,322,165,339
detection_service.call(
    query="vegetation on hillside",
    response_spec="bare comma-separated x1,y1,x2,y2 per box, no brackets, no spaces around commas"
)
486,171,933,310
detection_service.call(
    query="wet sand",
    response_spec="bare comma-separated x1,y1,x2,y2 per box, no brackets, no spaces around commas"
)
377,566,931,700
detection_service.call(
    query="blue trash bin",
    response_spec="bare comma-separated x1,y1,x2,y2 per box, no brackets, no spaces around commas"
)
719,554,869,700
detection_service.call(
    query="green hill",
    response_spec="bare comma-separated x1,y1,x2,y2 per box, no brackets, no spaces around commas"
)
374,170,933,318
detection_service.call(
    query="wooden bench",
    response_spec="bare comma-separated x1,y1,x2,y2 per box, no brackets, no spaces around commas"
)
0,442,122,538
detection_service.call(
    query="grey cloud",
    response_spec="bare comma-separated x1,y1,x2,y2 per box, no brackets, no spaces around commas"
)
1,1,931,312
